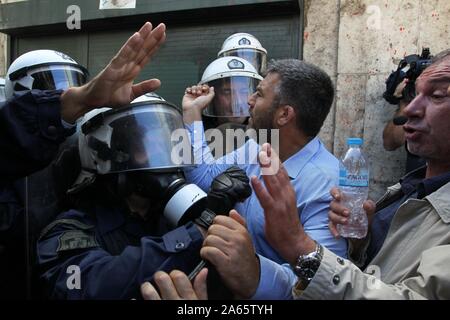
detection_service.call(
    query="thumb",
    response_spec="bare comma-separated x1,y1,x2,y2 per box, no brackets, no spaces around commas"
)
193,268,208,300
131,79,161,99
229,210,246,227
363,200,377,225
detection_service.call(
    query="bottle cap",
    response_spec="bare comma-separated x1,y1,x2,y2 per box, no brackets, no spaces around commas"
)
347,138,363,146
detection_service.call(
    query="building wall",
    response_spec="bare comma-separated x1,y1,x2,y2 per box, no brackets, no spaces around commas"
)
0,0,25,76
307,0,450,199
1,0,449,199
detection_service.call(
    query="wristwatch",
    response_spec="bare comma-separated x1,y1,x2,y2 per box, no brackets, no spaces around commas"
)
292,241,323,291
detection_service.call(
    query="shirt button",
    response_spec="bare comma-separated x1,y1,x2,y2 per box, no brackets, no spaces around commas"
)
333,275,340,285
175,242,185,251
337,258,345,265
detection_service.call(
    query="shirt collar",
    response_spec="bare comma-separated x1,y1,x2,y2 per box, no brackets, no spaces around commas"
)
400,166,427,196
283,137,321,179
400,166,450,199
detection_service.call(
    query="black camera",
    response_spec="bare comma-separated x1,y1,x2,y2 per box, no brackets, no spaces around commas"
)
383,48,432,105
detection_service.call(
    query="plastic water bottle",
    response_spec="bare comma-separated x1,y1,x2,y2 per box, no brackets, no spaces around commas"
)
337,138,369,239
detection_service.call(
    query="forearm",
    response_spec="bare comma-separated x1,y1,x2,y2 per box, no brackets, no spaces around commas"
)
183,122,233,190
0,90,72,180
298,247,443,300
383,105,406,151
252,255,297,300
39,223,204,299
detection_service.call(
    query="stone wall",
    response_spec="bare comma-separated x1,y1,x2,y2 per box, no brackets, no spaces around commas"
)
306,0,450,199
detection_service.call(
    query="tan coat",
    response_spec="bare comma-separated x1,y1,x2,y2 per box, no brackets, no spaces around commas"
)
296,181,450,300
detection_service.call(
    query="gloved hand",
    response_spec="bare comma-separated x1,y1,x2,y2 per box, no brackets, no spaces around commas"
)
207,166,252,215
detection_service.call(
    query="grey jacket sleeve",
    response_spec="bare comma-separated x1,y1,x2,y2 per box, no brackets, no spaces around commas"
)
295,246,450,300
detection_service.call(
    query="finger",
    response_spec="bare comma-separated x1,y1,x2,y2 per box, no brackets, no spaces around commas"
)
154,271,180,300
213,215,246,231
229,210,246,227
328,221,340,238
447,84,450,96
203,234,230,252
363,200,376,215
169,270,198,300
137,31,167,68
200,246,229,268
140,282,161,300
112,32,144,66
260,144,282,176
251,176,274,210
329,210,348,225
364,200,377,225
206,224,234,242
137,21,153,39
330,187,342,201
193,268,208,300
135,23,166,66
206,86,215,98
329,201,350,217
131,79,161,99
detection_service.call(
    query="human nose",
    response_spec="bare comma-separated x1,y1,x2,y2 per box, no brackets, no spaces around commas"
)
404,94,425,119
248,92,256,109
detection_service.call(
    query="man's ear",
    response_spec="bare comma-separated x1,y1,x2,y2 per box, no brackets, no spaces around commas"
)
276,105,296,126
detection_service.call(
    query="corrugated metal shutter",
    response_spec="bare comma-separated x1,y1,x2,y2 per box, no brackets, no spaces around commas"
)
16,15,298,105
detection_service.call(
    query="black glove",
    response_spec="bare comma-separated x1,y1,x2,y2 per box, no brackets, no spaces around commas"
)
194,166,251,230
207,166,252,215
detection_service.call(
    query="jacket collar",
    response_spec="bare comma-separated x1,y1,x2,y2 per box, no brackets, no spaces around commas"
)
425,181,450,224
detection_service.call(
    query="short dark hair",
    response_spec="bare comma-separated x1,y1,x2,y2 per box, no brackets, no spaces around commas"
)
266,59,334,137
431,49,450,65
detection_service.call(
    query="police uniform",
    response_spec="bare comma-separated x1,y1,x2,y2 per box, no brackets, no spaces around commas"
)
0,90,74,184
37,203,203,299
0,89,76,299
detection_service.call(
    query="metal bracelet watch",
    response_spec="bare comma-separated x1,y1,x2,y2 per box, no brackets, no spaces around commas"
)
292,241,324,291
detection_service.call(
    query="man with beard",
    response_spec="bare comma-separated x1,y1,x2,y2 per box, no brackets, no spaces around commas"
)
181,59,347,299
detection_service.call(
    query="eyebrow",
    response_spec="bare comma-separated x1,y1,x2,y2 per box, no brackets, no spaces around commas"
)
428,78,450,84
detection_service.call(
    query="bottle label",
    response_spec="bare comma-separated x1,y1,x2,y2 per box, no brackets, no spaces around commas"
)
339,169,369,187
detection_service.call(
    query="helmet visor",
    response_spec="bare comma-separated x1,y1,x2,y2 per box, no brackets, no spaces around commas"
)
105,104,192,173
203,76,259,118
30,65,87,90
222,49,267,75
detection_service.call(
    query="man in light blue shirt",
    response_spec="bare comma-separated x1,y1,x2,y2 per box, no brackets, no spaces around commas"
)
182,59,347,299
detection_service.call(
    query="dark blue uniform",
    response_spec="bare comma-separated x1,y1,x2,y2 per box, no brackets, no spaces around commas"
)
0,90,73,184
0,90,75,298
37,204,203,299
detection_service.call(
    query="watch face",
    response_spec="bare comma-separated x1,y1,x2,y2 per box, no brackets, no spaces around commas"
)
294,256,321,281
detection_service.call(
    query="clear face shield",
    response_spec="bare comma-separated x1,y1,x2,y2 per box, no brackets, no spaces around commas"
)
29,65,87,90
203,76,259,119
93,104,193,174
222,49,267,75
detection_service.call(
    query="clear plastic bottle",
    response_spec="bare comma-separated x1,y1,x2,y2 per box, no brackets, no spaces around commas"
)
337,138,369,239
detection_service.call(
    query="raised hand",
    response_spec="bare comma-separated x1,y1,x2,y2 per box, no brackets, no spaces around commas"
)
182,84,215,124
61,22,166,122
251,143,316,265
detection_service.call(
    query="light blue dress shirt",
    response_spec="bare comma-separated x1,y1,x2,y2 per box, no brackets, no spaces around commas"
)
184,122,347,299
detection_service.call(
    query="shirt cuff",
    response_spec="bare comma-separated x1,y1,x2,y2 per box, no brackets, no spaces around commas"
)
252,255,296,300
